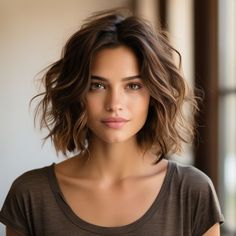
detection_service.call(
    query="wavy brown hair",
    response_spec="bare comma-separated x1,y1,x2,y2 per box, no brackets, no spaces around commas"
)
31,9,198,162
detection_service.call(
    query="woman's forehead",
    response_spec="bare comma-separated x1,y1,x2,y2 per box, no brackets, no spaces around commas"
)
91,46,140,78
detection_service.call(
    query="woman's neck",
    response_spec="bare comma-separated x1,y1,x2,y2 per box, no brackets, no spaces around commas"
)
80,137,156,183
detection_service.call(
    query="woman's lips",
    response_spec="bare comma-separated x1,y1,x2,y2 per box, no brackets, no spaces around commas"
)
101,117,129,129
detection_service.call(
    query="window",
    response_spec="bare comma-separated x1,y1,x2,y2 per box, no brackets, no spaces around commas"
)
218,0,236,234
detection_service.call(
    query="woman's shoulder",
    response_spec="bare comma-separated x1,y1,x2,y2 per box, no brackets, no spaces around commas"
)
167,160,224,234
168,159,223,216
9,164,54,195
169,160,215,192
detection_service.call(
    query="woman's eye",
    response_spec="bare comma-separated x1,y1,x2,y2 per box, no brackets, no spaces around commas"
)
127,83,142,90
90,83,105,90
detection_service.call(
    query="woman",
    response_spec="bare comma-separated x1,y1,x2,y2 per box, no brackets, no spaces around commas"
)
0,9,224,236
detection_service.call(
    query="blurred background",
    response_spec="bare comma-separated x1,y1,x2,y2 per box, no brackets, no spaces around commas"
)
0,0,235,235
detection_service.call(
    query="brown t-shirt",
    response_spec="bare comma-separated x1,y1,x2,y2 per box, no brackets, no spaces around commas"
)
0,160,224,236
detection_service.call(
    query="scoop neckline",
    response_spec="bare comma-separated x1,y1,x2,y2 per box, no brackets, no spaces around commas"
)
47,160,175,234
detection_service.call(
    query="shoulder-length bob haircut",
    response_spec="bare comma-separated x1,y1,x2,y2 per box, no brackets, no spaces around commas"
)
32,9,198,162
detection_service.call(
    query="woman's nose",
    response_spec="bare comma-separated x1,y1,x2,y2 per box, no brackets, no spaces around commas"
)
105,88,124,112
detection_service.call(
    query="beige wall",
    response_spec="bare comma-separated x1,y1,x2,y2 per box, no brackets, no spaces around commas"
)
0,1,132,234
134,0,159,27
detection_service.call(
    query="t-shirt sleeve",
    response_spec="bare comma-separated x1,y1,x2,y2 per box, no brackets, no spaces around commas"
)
0,178,30,236
190,168,224,235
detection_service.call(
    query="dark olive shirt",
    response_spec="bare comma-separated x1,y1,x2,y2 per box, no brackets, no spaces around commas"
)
0,160,224,236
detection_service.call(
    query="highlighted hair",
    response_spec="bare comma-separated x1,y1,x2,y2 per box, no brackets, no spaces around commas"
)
31,9,199,162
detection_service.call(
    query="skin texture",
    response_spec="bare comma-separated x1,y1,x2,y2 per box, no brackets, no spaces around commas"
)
85,46,150,145
53,46,170,227
203,223,220,236
6,45,220,235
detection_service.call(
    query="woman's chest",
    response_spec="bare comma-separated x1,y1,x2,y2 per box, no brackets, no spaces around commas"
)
57,175,164,227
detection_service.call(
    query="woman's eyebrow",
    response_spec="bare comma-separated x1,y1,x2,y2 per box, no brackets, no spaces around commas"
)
90,75,142,81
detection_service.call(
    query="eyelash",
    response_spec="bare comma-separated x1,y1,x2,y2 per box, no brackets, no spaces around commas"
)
127,83,143,90
89,83,105,90
89,82,143,91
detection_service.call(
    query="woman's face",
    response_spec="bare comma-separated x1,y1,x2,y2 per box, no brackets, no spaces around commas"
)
85,46,150,144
